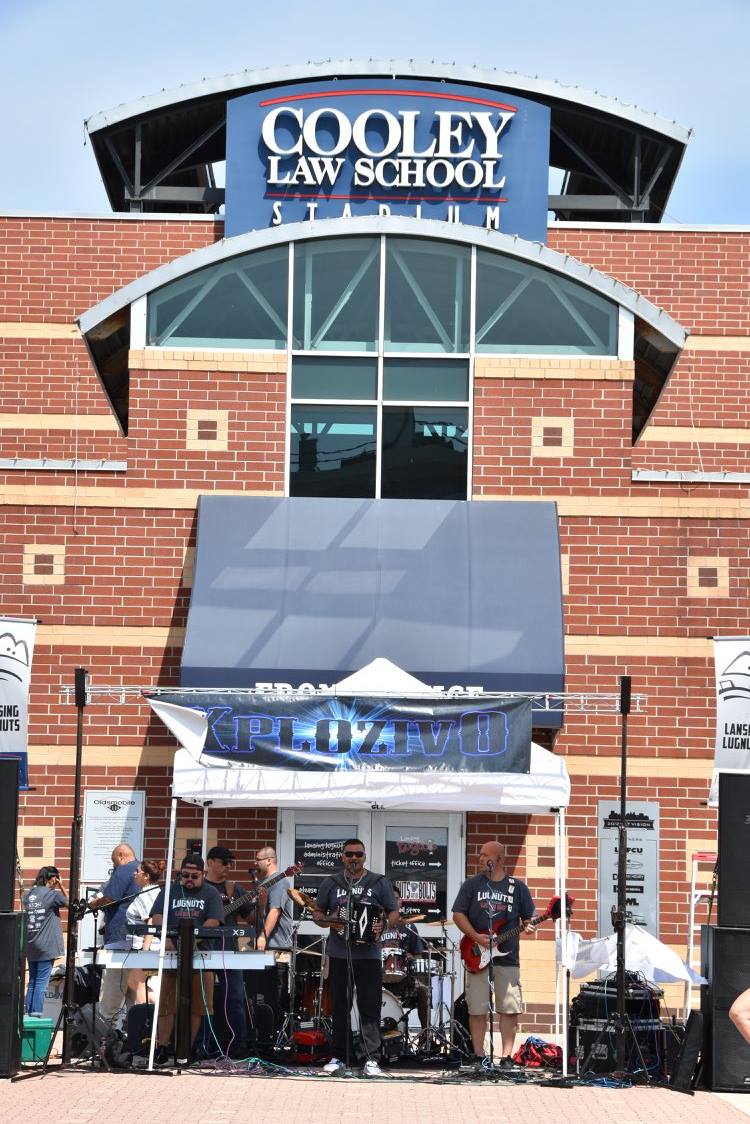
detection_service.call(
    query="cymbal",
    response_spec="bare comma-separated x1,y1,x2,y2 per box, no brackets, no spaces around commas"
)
422,918,451,926
296,949,323,958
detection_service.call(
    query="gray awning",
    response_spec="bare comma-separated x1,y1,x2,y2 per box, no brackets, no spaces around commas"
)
181,497,564,723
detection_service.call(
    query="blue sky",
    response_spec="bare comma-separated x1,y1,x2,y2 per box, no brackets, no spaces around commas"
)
1,0,747,222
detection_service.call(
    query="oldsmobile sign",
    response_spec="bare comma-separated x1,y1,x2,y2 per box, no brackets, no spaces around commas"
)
225,79,550,238
149,692,532,773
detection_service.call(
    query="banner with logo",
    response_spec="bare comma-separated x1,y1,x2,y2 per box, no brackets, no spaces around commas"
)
147,692,532,773
713,637,750,772
0,616,36,785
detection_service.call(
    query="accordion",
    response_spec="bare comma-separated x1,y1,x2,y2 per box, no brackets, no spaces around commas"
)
339,899,383,945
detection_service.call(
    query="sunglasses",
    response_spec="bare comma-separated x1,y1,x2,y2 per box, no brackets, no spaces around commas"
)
344,850,365,858
181,871,201,880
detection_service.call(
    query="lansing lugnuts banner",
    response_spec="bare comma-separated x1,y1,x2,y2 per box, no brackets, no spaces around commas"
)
0,618,37,774
714,636,750,771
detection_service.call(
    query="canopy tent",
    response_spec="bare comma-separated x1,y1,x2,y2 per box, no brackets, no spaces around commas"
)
145,657,572,1072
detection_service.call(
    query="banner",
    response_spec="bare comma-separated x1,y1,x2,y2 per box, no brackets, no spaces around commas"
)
148,692,532,774
0,617,36,779
713,637,750,772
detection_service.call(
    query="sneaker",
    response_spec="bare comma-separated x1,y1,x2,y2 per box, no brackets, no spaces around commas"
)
362,1058,383,1077
498,1055,516,1069
323,1056,345,1075
154,1045,172,1066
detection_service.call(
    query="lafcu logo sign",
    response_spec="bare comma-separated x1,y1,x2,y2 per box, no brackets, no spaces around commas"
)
225,79,550,239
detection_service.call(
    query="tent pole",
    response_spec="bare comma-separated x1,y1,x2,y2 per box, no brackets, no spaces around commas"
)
148,795,178,1072
201,803,209,859
559,806,569,1078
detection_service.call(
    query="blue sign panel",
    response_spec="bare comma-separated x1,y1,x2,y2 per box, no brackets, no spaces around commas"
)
225,79,550,240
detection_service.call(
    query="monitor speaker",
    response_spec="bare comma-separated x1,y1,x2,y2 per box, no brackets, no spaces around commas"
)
719,772,750,927
0,912,25,1077
701,924,750,1090
0,758,20,913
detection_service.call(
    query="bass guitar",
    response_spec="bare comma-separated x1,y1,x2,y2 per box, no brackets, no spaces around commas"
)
223,861,303,921
460,892,574,973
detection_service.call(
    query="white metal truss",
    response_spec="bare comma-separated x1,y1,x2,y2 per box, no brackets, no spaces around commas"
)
60,684,644,713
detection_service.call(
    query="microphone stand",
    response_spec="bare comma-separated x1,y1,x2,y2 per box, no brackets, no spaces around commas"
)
344,877,353,1074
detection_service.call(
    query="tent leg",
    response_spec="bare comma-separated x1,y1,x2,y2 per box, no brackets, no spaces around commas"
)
559,807,569,1078
148,795,178,1072
201,804,209,860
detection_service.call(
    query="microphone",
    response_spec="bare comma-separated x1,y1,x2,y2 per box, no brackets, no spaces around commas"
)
486,859,494,875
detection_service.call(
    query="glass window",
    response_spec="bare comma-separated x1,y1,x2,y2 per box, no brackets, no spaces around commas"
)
292,356,377,400
384,239,470,354
290,405,376,498
475,251,618,354
147,246,287,348
381,407,468,500
293,238,379,352
383,359,469,402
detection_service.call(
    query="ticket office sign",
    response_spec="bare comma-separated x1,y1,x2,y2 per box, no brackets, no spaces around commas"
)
597,801,659,938
226,78,550,239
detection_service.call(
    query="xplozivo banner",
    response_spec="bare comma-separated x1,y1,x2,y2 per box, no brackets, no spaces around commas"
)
0,617,36,756
713,637,750,771
147,692,532,774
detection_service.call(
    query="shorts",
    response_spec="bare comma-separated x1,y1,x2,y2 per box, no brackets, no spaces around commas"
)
157,969,214,1018
464,964,523,1016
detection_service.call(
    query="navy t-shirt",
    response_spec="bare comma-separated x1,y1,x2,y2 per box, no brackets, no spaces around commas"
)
316,872,397,961
150,879,224,947
452,874,534,967
101,859,140,947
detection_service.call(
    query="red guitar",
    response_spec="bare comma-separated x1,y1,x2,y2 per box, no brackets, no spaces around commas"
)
460,893,574,973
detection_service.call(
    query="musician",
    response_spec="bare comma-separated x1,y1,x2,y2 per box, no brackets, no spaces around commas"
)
380,890,430,1029
254,847,293,1018
87,842,140,1029
452,840,535,1065
204,845,250,1057
313,839,399,1077
150,854,223,1064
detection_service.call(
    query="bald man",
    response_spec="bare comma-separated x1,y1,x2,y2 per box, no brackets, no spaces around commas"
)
452,841,535,1066
88,842,141,1029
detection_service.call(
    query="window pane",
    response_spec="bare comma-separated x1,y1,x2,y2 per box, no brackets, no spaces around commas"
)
475,250,617,354
384,239,470,353
292,356,377,400
383,359,468,402
381,407,468,500
147,246,287,348
293,238,379,351
290,405,376,498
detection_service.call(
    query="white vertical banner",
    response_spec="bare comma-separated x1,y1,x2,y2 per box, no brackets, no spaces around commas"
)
713,636,750,771
0,617,37,756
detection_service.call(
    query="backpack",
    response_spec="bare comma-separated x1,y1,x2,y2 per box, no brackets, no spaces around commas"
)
512,1036,563,1068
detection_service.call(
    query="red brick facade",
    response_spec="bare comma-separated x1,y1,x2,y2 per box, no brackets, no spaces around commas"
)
2,213,748,1029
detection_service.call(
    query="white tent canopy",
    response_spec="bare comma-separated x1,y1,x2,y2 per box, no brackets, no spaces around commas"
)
146,658,572,1073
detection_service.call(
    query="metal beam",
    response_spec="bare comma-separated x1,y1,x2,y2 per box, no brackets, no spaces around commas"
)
552,124,635,208
124,186,225,206
548,194,647,213
138,116,226,196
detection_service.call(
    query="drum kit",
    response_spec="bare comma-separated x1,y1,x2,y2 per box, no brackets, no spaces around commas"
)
279,889,469,1065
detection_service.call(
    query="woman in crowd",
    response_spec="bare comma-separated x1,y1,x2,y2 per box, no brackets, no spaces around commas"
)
23,865,67,1016
125,859,166,1005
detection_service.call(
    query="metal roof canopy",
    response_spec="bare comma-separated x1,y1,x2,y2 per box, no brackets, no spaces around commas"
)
85,60,690,224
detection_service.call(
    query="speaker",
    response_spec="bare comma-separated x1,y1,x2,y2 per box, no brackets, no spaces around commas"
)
669,1011,702,1092
719,772,750,927
701,925,750,1090
0,912,25,1077
0,758,20,913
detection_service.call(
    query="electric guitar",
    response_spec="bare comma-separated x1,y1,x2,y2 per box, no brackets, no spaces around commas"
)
223,862,303,921
460,892,574,973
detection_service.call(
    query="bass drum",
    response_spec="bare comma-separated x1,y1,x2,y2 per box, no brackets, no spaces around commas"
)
351,988,406,1061
298,971,332,1017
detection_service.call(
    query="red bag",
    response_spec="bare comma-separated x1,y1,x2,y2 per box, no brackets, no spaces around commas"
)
290,1028,332,1065
512,1036,563,1069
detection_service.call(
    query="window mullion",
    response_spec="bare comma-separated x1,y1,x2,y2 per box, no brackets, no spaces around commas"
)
375,235,386,499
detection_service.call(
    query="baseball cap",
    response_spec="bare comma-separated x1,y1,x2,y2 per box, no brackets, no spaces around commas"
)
207,845,235,864
180,854,205,871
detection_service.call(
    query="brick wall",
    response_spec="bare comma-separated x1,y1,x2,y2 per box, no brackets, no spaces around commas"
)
3,216,749,1032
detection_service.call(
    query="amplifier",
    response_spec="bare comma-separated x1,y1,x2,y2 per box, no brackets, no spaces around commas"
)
570,1018,666,1077
571,975,662,1024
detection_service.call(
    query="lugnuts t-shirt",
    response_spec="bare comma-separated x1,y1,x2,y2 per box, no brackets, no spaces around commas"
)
452,874,533,967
